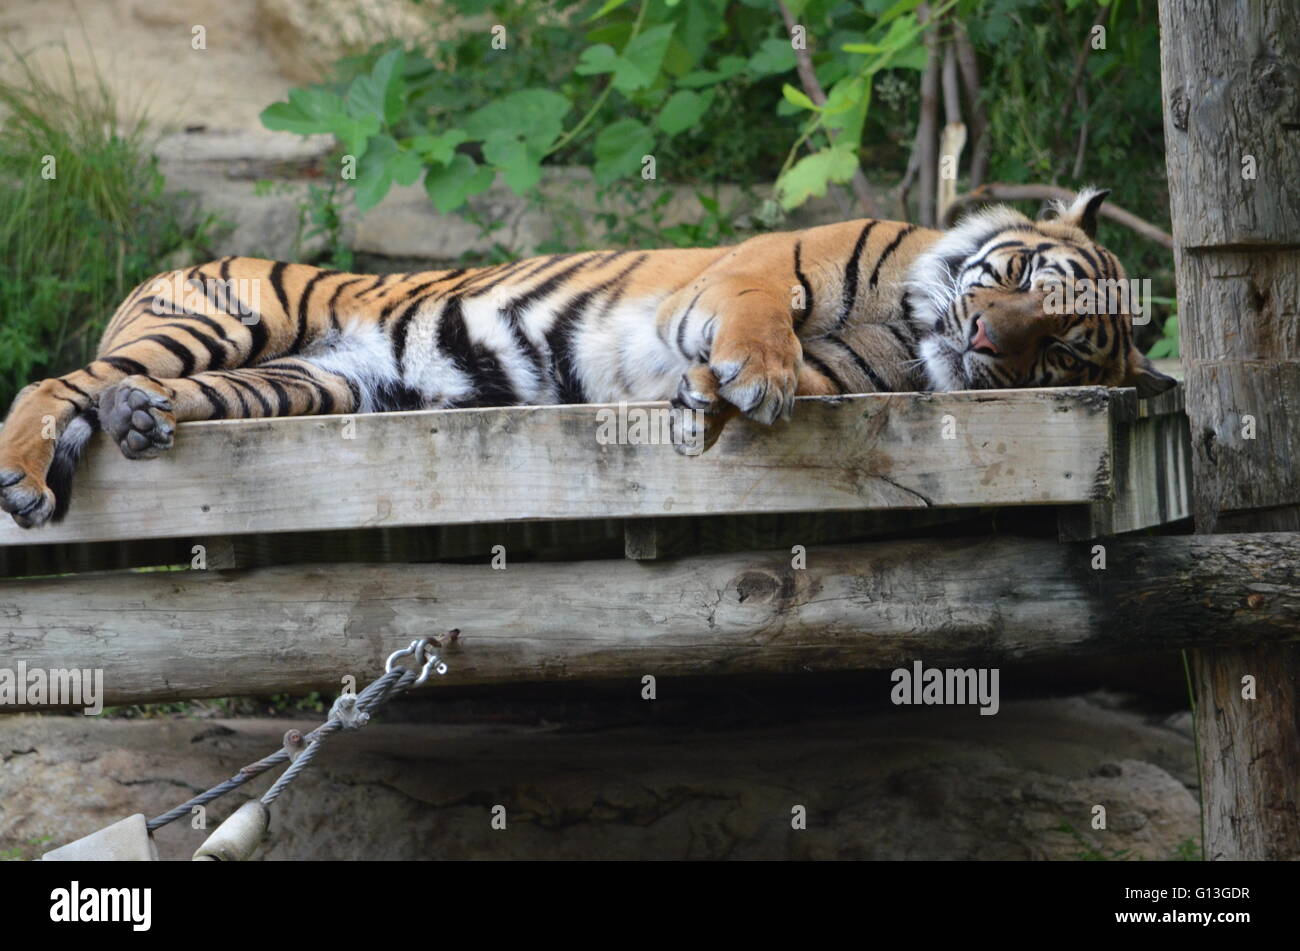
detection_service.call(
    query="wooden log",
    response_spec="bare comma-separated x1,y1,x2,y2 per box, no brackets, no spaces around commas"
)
3,533,1296,707
1158,0,1300,860
0,390,1118,548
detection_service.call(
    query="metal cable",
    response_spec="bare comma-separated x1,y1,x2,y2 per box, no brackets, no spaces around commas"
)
146,665,418,832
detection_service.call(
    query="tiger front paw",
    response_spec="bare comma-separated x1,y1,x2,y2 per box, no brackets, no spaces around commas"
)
708,328,800,426
100,377,177,460
670,364,738,456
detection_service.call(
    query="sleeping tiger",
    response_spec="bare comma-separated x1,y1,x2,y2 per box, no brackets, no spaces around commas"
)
0,186,1174,528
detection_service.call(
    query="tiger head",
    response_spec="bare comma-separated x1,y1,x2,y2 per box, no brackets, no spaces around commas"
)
908,188,1176,398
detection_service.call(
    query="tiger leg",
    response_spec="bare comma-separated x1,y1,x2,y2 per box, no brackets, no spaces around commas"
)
0,371,107,527
0,259,341,527
99,359,360,459
661,267,803,430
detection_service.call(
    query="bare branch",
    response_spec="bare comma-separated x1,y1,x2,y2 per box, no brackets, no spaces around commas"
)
952,22,988,188
915,5,942,227
1071,82,1089,179
941,39,962,126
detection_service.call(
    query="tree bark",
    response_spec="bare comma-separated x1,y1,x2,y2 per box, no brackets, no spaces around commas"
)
1158,0,1300,861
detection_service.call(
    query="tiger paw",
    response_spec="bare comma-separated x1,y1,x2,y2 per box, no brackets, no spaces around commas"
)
670,365,737,456
100,378,177,460
708,328,799,426
0,468,55,529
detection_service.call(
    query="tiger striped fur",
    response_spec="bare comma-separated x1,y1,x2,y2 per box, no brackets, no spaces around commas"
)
0,187,1174,528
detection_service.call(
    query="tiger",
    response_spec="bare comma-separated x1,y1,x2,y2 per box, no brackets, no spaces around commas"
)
0,186,1174,529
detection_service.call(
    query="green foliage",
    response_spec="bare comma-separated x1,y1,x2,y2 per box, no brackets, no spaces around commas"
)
0,48,217,408
1146,306,1179,359
260,0,954,219
260,3,1163,222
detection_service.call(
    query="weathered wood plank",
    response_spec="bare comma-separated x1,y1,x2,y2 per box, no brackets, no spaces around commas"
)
623,519,664,560
1058,381,1192,539
0,389,1117,547
4,533,1296,707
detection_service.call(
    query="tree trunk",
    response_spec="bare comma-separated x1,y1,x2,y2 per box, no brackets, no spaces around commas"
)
1158,0,1300,860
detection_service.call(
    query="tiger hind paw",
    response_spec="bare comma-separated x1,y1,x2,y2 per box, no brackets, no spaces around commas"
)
100,378,177,460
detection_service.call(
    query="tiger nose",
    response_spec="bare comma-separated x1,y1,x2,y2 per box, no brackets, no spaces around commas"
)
970,316,1000,354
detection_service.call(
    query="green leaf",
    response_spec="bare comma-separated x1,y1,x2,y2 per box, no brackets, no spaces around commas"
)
387,149,424,187
594,118,654,184
888,45,929,71
482,135,543,194
408,130,469,166
352,134,399,211
260,87,346,136
747,38,797,76
657,89,712,135
264,86,379,156
781,84,819,111
588,0,631,20
423,154,495,214
613,24,675,92
776,146,858,210
575,44,620,78
677,69,723,88
874,0,924,29
821,76,868,142
343,48,406,127
576,28,674,93
717,55,748,78
462,89,570,196
331,115,382,160
464,89,571,151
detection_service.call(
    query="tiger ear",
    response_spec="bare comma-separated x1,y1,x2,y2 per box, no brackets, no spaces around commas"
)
1057,188,1110,240
1122,346,1177,398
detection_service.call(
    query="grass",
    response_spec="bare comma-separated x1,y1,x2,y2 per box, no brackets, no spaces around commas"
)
0,45,218,410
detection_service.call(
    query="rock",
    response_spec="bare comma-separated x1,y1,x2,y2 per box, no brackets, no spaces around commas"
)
0,0,304,133
0,694,1199,860
256,0,443,83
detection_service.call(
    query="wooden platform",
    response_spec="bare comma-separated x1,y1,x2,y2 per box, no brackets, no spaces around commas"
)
0,374,1210,706
0,385,1184,547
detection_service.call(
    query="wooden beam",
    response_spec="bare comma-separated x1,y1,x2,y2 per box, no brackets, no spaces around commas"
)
0,389,1118,547
623,519,664,560
5,533,1296,707
1159,0,1300,860
1059,381,1192,539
